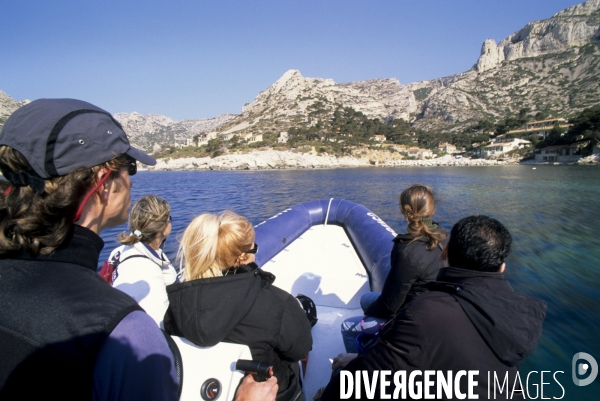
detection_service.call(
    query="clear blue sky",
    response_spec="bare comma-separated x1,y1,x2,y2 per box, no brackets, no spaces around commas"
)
1,0,584,121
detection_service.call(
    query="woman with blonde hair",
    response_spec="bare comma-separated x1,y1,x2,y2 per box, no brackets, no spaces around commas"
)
341,184,447,353
164,210,312,401
108,194,177,327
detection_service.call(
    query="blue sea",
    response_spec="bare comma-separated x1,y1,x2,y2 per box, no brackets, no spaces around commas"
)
100,165,600,400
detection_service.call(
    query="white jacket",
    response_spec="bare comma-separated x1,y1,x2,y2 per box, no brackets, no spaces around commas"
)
110,242,178,328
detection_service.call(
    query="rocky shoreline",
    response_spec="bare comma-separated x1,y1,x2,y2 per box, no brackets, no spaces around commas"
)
151,150,527,171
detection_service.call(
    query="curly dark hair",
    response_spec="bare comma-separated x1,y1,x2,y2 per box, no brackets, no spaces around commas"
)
447,215,512,272
0,146,130,256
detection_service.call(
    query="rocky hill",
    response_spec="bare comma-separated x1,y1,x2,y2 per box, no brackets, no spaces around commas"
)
219,0,600,135
113,112,236,152
1,0,598,148
0,90,235,152
0,91,29,126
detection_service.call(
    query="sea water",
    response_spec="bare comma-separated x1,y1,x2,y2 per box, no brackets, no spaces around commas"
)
100,165,600,399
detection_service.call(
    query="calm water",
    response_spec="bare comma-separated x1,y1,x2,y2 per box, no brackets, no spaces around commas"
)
100,165,600,399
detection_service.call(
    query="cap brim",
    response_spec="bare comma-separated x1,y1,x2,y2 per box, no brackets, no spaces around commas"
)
126,146,157,166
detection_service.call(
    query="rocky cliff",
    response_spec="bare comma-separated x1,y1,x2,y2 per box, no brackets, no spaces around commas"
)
2,0,599,147
241,69,415,123
477,0,600,72
114,112,236,152
0,92,234,153
221,0,600,134
0,91,29,126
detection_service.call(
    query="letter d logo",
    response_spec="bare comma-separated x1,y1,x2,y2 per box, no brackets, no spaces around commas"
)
572,352,598,386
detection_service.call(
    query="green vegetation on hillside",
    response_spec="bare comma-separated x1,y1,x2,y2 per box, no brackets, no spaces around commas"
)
158,103,599,160
535,105,600,154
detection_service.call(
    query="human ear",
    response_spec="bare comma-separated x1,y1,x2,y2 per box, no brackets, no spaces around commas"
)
96,169,112,203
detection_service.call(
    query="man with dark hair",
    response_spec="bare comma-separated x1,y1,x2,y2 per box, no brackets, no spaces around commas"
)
318,215,547,400
447,215,512,272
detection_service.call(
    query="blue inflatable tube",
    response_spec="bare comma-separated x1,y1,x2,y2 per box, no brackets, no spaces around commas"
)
254,199,396,292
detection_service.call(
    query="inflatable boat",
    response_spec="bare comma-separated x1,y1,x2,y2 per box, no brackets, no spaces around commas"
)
174,199,396,400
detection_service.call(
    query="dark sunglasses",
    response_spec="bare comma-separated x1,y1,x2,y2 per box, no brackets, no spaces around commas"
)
125,156,137,176
168,215,172,223
246,243,258,254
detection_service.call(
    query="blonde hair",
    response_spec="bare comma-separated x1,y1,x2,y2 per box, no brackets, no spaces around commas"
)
118,195,170,245
179,210,255,281
399,184,446,250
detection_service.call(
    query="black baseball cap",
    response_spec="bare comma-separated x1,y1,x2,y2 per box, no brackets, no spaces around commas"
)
0,98,156,179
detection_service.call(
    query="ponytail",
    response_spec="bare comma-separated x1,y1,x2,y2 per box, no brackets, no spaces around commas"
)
400,184,446,250
179,214,221,281
179,210,255,281
118,195,170,246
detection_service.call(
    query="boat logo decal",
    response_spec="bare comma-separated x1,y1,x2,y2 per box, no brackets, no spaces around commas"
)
255,208,293,227
367,212,397,236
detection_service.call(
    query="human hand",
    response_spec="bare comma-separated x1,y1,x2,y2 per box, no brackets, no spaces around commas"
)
332,353,358,371
235,373,278,401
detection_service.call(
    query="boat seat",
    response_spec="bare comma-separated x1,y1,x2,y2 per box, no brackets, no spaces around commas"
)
170,336,252,401
263,225,370,309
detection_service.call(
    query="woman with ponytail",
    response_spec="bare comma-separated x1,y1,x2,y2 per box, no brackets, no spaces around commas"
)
108,195,177,327
341,184,447,353
163,210,312,401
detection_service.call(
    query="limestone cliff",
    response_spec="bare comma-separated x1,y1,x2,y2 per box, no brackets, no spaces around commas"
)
2,0,599,145
114,112,236,152
0,91,29,126
222,0,600,134
476,0,600,72
240,69,415,124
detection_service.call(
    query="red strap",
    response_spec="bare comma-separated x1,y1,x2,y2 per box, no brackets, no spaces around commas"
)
3,186,12,197
73,172,111,222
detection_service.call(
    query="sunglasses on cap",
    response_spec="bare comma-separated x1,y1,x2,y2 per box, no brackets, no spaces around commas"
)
246,243,258,254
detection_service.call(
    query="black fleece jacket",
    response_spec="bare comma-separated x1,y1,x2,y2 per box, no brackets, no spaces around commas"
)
321,267,547,401
164,264,312,401
365,233,445,319
0,226,141,400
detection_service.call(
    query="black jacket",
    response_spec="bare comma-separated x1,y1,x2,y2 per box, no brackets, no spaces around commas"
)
321,267,547,400
364,233,445,318
164,264,313,401
0,226,142,400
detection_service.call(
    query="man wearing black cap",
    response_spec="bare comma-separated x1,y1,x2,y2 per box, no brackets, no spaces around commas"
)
0,99,277,400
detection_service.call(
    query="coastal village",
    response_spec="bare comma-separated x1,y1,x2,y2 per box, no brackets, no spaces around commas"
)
152,114,599,171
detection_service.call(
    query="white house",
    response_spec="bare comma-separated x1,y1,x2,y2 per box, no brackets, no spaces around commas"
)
278,132,289,144
249,134,263,143
438,142,457,154
221,133,236,141
370,135,386,142
506,118,569,140
534,140,591,163
407,147,433,159
482,138,531,158
196,131,218,146
238,133,253,141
